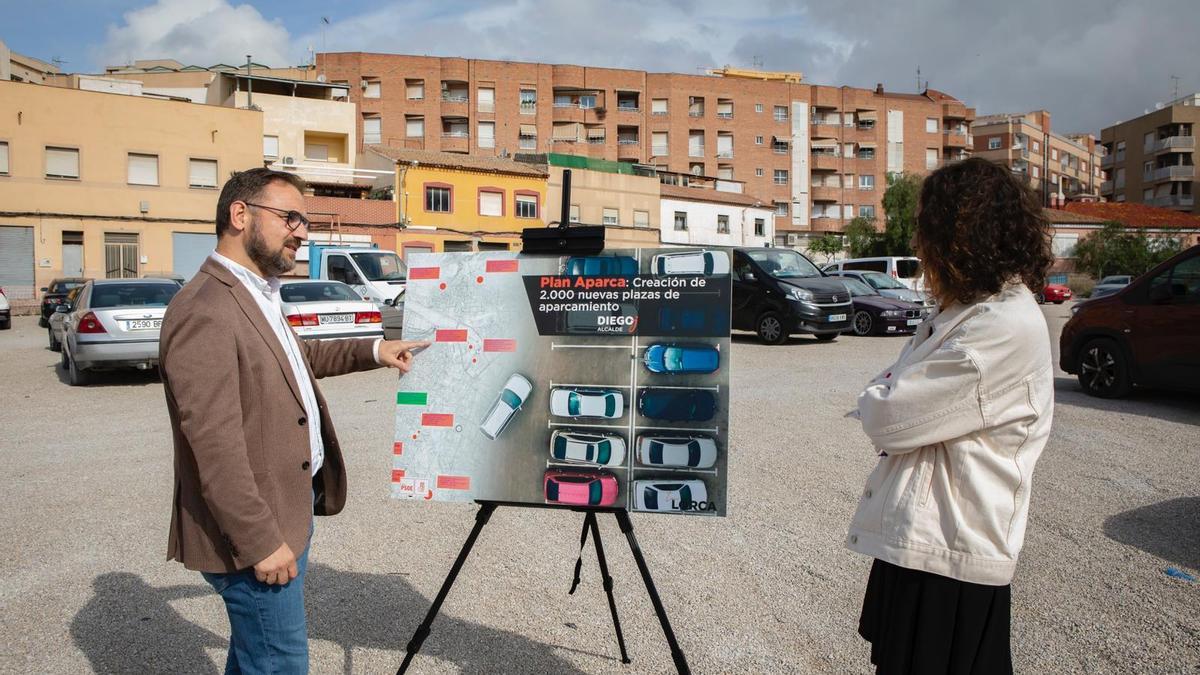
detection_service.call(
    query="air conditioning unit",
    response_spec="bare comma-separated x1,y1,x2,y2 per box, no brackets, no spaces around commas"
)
280,156,295,166
360,80,369,89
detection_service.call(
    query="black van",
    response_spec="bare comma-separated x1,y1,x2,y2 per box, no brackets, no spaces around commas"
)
732,248,854,344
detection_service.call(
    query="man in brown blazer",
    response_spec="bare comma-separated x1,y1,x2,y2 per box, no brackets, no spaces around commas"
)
161,168,427,673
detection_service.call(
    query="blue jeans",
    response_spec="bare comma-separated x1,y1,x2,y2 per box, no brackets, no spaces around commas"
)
202,542,310,674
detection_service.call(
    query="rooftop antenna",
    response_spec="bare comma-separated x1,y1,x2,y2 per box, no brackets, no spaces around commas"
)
916,65,922,92
51,56,68,70
752,55,764,70
1170,74,1180,100
320,16,330,78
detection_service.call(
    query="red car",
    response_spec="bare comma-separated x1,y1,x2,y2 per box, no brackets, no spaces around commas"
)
1037,284,1072,304
543,470,619,507
1060,245,1200,397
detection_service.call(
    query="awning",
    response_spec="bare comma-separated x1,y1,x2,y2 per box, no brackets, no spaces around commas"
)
810,139,839,148
772,135,790,144
856,141,877,148
856,110,878,121
519,124,538,136
553,123,581,139
586,127,606,139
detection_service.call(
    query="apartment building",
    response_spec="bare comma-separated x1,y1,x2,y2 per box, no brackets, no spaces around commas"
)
316,52,975,247
972,110,1105,206
0,80,262,297
1,38,61,84
1100,93,1200,214
539,154,662,248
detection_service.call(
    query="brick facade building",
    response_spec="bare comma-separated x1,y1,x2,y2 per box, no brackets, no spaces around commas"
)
972,110,1105,207
316,52,975,247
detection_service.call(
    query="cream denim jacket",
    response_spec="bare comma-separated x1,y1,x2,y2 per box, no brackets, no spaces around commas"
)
846,284,1053,586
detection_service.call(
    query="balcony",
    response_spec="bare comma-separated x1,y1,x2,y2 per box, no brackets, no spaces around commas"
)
520,101,537,115
688,145,706,158
1101,155,1115,168
1100,179,1113,193
1153,165,1196,181
942,101,968,119
943,130,969,148
618,136,639,146
811,213,842,226
1152,194,1196,208
810,185,841,201
811,153,840,171
1153,136,1197,153
440,133,469,153
616,92,640,114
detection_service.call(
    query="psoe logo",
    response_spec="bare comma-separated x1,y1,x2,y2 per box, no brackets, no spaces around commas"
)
672,499,718,513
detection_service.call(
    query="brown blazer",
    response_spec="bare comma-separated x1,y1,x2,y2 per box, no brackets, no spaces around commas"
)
160,258,380,573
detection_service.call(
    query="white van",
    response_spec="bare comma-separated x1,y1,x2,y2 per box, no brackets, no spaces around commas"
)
822,257,924,291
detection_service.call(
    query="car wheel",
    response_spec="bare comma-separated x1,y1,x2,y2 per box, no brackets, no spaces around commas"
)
67,352,89,387
1077,338,1131,398
852,310,874,336
814,333,838,342
755,312,787,345
1035,293,1045,304
48,326,61,352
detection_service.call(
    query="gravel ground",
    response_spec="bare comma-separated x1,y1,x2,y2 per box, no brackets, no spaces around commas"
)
0,304,1196,674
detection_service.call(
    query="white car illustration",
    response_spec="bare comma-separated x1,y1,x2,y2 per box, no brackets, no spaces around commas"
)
651,250,730,276
633,480,709,512
550,430,627,466
549,388,624,419
479,374,533,440
636,435,718,468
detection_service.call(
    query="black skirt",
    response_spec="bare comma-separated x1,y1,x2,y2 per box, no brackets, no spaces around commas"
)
858,559,1012,675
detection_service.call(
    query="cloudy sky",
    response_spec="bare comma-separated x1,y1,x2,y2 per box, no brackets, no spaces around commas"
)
7,0,1199,135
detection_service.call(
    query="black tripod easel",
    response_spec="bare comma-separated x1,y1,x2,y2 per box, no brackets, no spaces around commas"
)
395,501,691,675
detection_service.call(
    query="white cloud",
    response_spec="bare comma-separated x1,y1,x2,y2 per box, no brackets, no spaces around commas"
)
96,0,290,69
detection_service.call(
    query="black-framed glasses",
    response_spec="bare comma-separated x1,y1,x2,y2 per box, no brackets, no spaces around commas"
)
244,202,310,231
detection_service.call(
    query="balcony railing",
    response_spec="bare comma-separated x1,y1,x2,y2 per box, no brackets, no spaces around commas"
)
1154,136,1197,153
617,104,639,113
442,94,468,103
520,102,537,114
716,150,733,158
442,131,469,138
688,146,705,158
1153,194,1196,207
1101,155,1114,168
717,112,733,119
1153,165,1196,181
618,137,639,145
1100,179,1113,192
689,110,704,117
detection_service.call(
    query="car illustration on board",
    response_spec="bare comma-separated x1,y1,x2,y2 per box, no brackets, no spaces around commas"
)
636,435,719,469
642,343,720,374
544,470,620,507
651,250,730,275
549,430,627,467
637,388,717,421
633,480,709,512
479,374,534,440
550,387,625,419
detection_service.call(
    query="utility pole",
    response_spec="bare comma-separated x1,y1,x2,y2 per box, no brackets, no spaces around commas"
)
916,66,921,92
1170,75,1181,101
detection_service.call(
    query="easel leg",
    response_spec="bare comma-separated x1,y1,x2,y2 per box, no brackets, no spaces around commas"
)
588,512,632,664
396,502,496,675
614,510,691,675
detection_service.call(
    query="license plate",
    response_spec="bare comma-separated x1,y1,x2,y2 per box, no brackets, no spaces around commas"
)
828,314,847,322
125,319,161,330
907,319,922,326
319,313,354,325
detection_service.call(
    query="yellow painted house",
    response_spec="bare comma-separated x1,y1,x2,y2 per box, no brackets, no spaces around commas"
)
364,147,547,257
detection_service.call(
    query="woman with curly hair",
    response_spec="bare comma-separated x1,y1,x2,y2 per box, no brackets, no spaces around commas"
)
847,157,1055,674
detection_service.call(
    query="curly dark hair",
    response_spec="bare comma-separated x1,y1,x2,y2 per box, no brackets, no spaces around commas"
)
915,157,1053,307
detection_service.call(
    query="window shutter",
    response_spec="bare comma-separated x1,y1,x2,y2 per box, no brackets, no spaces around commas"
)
306,144,329,161
364,81,381,98
127,153,158,185
263,135,279,157
189,159,217,188
0,142,8,174
363,118,382,144
406,81,424,99
46,147,79,178
479,191,502,217
406,117,423,138
651,99,668,114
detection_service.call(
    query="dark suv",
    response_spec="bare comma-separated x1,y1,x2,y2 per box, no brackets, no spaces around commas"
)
39,278,89,327
732,248,853,344
1060,245,1200,397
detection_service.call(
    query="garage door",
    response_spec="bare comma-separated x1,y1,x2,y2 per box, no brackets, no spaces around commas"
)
172,232,217,281
0,225,35,299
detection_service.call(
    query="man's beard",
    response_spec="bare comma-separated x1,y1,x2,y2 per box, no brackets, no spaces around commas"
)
246,216,299,278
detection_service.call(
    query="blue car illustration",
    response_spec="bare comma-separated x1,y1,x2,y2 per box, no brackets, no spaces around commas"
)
643,343,719,374
637,388,717,421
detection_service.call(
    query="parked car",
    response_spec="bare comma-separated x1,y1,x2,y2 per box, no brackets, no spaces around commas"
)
544,470,619,507
0,286,9,330
550,388,624,419
60,279,182,385
1060,245,1200,398
643,343,719,374
637,388,717,421
562,303,637,335
821,257,924,291
636,435,718,469
825,270,932,307
836,276,929,336
562,255,639,276
48,286,85,351
39,277,89,327
550,430,627,466
279,280,385,340
633,480,708,512
731,248,852,344
479,374,534,440
651,250,730,275
1037,284,1073,304
1090,275,1133,300
654,306,729,336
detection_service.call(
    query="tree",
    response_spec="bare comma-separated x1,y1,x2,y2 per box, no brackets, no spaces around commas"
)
843,216,885,258
1073,221,1185,278
806,233,844,262
880,172,923,256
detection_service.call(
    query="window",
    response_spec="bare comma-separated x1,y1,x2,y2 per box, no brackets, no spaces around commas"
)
126,153,158,186
362,118,381,145
651,98,668,115
1052,233,1079,258
858,205,876,219
478,122,496,149
652,131,668,156
1032,165,1040,178
425,184,452,213
859,175,875,190
717,165,733,180
263,135,279,158
406,79,424,100
755,168,764,177
1116,140,1126,161
843,205,855,219
1032,140,1040,153
773,169,788,185
305,143,328,161
772,138,788,154
569,204,580,223
633,210,649,227
717,214,729,233
755,135,764,145
188,158,217,188
988,136,1001,150
477,87,495,113
1115,167,1126,187
688,96,704,116
519,124,537,150
1143,188,1154,201
688,131,704,157
363,79,381,98
579,95,597,109
1082,160,1088,171
754,218,765,236
515,193,539,219
1143,160,1154,179
774,201,788,216
478,189,503,217
1144,131,1155,151
1051,148,1058,161
406,116,424,138
674,211,688,231
520,88,537,114
755,103,764,113
925,148,938,170
926,117,938,133
326,255,362,285
774,105,788,121
857,147,875,159
0,141,8,175
602,208,619,225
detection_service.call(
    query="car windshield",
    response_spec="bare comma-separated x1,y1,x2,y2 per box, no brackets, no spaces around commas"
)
841,278,877,297
861,271,907,290
604,394,616,417
1100,276,1129,285
501,389,522,409
588,480,602,505
664,347,684,370
50,280,86,293
568,392,580,416
596,440,610,464
350,251,408,281
90,283,180,308
280,282,362,303
896,259,921,279
746,250,821,279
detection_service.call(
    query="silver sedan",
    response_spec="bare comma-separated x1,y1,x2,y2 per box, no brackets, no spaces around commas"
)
60,279,181,385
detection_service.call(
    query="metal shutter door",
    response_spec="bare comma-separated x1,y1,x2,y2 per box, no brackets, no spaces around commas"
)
172,232,216,281
0,226,35,299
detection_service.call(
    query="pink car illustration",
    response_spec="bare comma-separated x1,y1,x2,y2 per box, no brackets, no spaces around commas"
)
543,470,619,507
